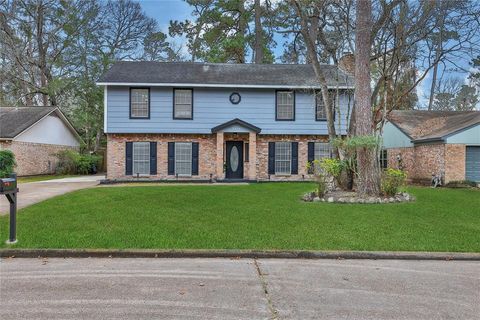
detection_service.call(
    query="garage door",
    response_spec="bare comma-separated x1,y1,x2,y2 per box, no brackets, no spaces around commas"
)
466,146,480,182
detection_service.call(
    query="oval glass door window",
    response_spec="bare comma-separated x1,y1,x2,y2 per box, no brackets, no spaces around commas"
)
230,146,239,172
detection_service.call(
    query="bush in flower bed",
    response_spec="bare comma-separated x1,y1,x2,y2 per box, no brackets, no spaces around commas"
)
56,150,102,175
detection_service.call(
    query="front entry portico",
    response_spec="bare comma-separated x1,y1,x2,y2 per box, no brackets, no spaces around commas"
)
212,119,261,181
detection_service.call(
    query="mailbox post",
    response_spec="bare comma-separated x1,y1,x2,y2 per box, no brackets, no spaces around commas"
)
0,173,18,244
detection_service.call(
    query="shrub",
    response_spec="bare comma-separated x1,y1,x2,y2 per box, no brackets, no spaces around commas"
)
445,180,478,189
315,173,328,197
319,158,343,178
56,150,101,175
381,168,407,196
0,150,16,178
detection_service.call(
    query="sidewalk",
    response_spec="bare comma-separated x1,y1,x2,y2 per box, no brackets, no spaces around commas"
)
1,257,478,319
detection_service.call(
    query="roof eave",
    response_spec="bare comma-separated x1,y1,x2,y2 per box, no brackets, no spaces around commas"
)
95,82,354,90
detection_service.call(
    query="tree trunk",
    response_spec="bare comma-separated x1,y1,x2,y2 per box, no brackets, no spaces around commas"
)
291,1,337,156
354,0,380,196
428,1,445,111
237,0,247,63
254,0,263,64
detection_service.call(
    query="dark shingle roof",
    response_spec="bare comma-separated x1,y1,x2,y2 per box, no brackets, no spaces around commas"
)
388,110,480,142
0,107,56,138
98,61,354,88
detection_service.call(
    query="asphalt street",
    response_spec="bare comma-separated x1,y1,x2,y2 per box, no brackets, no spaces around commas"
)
0,258,479,319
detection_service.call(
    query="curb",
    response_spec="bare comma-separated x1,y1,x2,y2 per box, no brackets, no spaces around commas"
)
1,249,480,260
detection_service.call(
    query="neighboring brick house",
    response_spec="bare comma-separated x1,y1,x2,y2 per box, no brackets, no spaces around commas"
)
382,110,480,184
0,107,81,176
97,62,354,181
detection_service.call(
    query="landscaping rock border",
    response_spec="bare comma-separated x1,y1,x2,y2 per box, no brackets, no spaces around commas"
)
302,191,415,204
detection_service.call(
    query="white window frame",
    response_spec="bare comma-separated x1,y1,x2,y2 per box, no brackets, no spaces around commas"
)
275,142,292,175
175,142,192,176
174,89,193,119
276,91,295,120
132,142,150,176
314,142,332,161
130,88,149,118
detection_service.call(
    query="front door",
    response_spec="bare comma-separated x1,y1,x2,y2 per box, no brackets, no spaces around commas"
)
226,141,244,179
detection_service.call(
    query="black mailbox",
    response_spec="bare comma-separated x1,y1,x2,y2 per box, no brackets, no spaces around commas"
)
0,177,17,194
1,173,18,244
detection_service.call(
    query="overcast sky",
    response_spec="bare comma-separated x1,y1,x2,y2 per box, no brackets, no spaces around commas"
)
138,0,476,110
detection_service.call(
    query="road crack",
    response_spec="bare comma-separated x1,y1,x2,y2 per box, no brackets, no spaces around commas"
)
254,259,279,320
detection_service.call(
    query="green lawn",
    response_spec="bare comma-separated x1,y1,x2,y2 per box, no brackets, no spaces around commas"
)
1,183,479,252
17,175,76,183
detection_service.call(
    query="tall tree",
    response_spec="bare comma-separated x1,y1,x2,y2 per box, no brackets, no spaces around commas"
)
253,0,263,63
355,0,380,195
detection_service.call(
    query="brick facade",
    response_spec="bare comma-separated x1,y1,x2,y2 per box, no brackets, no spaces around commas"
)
106,133,329,181
0,141,78,176
386,143,467,184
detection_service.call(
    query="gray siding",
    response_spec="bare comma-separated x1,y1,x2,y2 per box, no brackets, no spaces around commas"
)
106,86,351,135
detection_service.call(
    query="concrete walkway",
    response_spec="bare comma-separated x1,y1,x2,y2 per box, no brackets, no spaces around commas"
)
0,175,103,215
0,258,478,319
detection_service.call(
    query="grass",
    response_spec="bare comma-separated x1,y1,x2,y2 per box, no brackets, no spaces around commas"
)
17,175,76,183
1,183,479,252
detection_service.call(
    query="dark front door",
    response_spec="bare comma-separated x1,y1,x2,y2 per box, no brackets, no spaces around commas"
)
226,141,244,179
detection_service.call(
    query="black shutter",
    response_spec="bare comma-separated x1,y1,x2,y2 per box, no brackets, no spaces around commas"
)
291,142,298,174
168,142,175,175
125,142,133,175
192,142,199,175
268,142,275,175
150,142,157,175
307,142,315,174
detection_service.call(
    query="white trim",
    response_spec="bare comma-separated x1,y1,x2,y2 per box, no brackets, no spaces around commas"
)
96,82,354,90
104,86,108,133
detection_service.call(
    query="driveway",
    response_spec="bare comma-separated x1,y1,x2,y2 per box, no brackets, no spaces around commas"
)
0,258,478,319
0,175,103,215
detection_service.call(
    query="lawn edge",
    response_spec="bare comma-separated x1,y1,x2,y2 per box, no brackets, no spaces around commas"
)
1,249,480,260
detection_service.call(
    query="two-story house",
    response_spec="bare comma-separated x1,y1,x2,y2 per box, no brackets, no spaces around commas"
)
97,62,353,181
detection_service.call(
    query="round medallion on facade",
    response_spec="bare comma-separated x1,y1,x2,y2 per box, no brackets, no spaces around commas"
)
229,92,241,104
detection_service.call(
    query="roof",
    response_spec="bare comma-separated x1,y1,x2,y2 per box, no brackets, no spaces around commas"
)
97,61,354,89
0,106,80,140
387,110,480,142
211,118,261,133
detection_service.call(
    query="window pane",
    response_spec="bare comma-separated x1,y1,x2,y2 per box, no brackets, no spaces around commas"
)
316,92,326,120
314,142,331,160
316,91,336,120
133,142,150,175
175,89,192,118
276,91,294,120
175,142,192,176
275,142,291,175
131,89,149,118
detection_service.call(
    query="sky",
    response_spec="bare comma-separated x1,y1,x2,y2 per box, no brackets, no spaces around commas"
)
137,0,477,110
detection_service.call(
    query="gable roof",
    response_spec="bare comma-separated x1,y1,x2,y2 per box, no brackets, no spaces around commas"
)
97,61,354,89
387,110,480,142
0,106,81,141
211,118,261,133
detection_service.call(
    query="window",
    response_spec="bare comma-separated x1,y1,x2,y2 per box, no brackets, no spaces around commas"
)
245,143,249,162
314,142,332,161
380,149,388,169
174,89,193,119
175,142,192,176
276,91,295,120
133,142,150,175
316,91,336,121
130,88,149,118
275,142,291,175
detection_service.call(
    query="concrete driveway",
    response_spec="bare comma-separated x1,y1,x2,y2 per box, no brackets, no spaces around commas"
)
0,258,478,319
0,175,103,215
